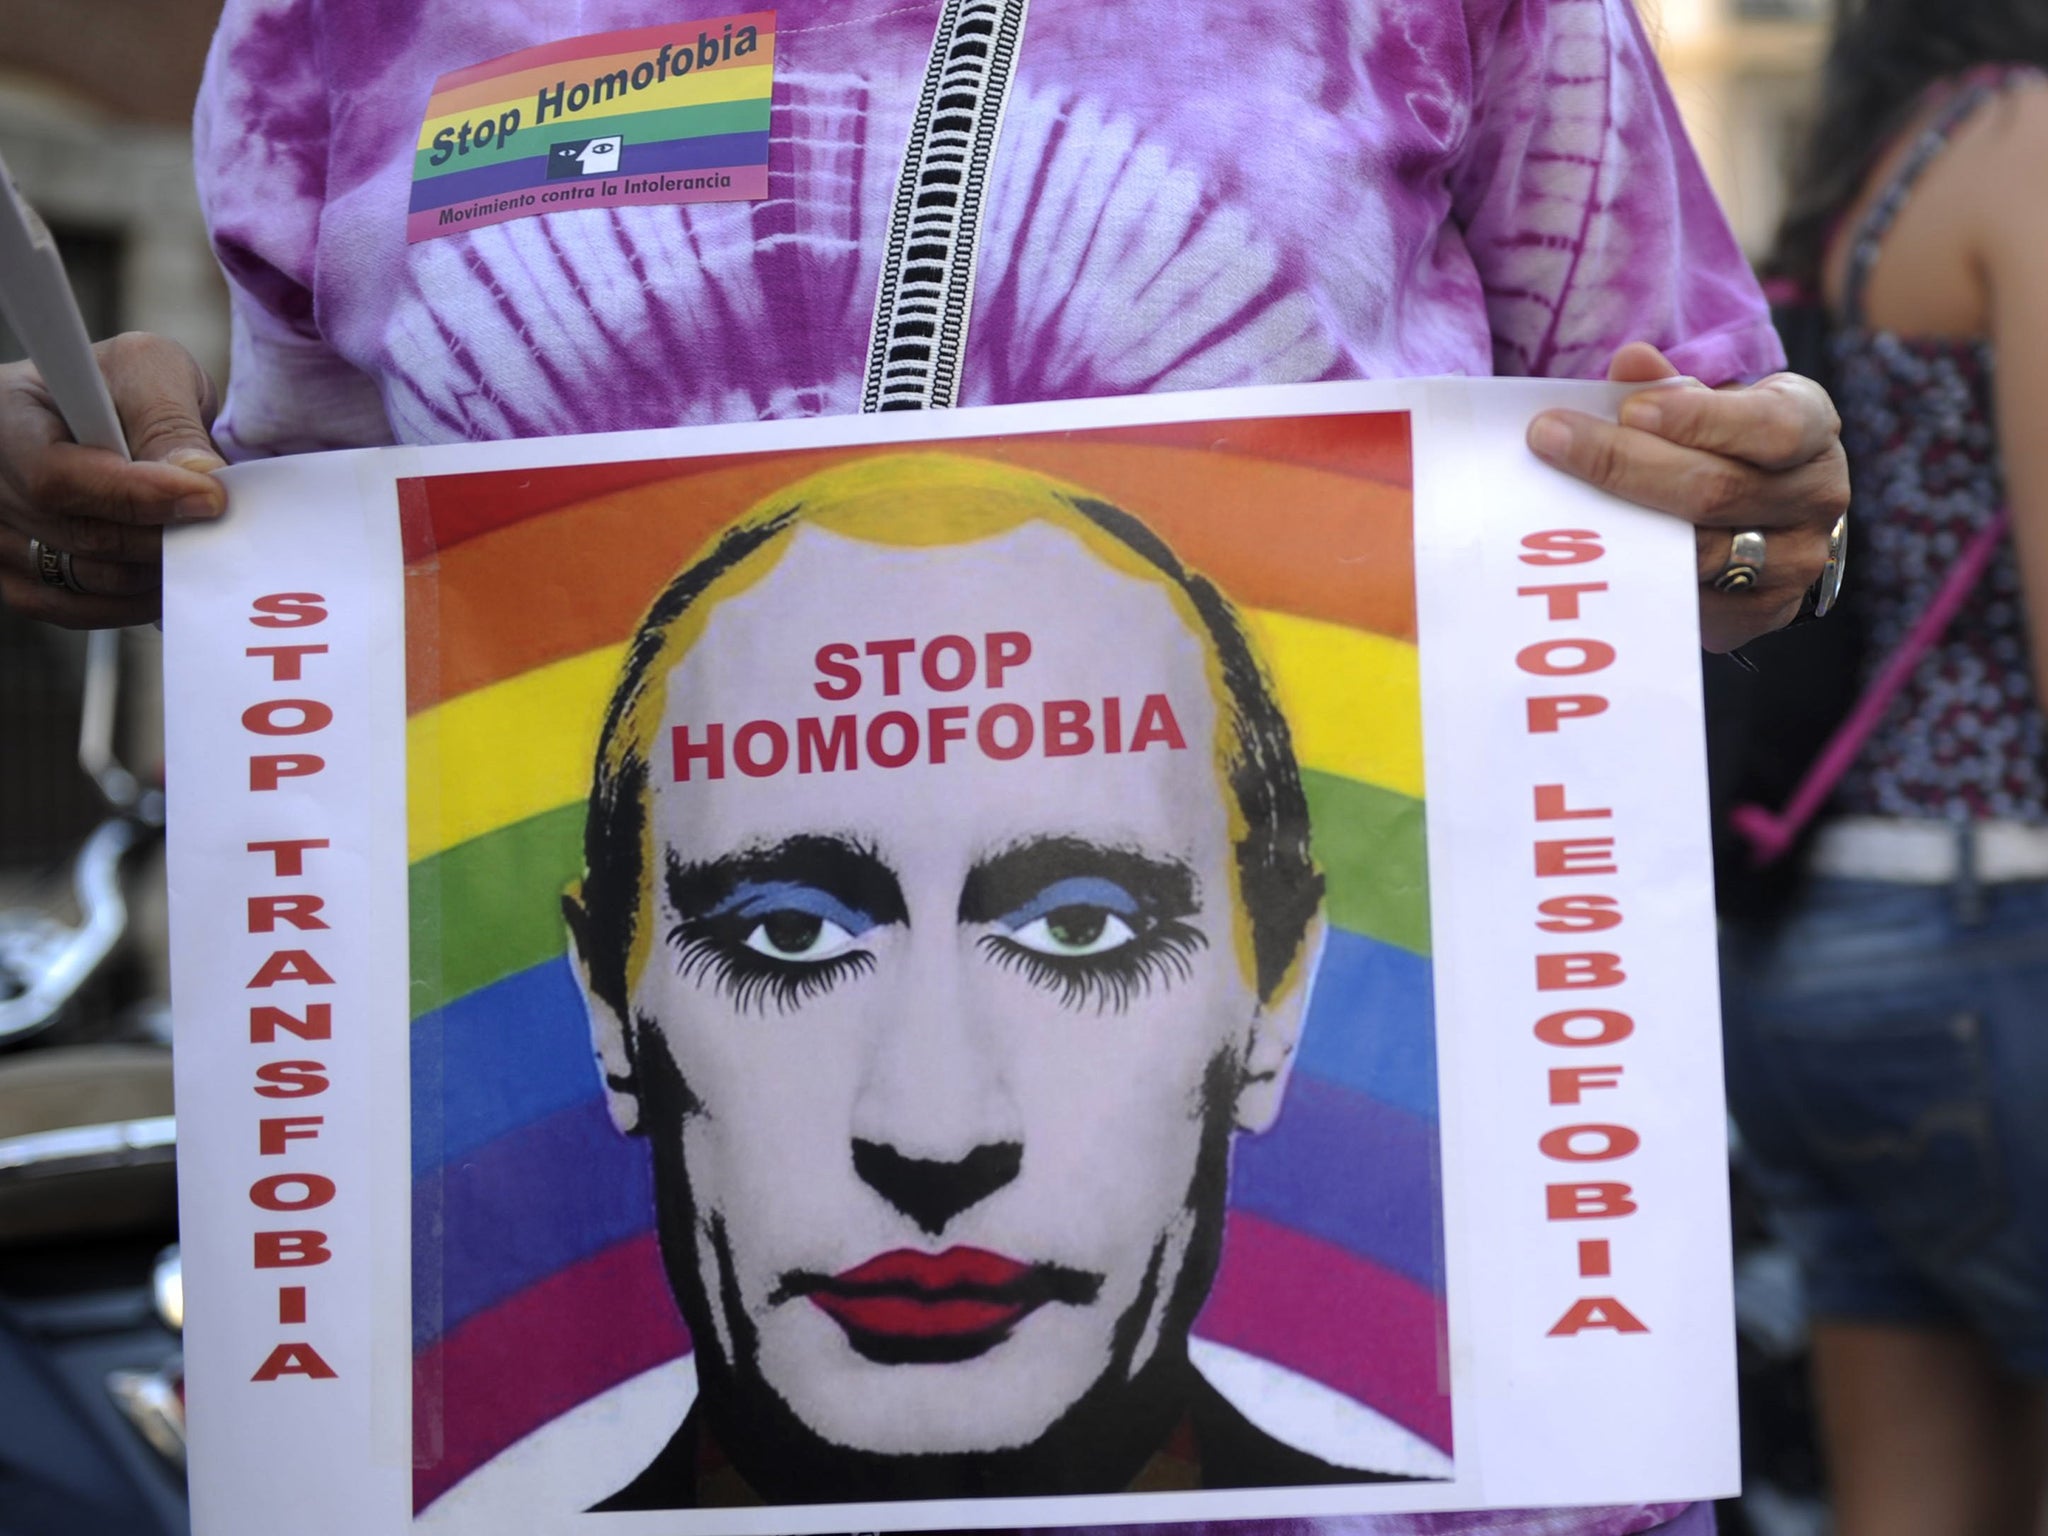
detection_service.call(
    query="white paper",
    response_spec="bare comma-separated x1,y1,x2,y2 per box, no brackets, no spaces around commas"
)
164,379,1735,1535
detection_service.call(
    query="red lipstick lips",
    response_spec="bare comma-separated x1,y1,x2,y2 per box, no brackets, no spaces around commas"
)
811,1247,1040,1342
784,1246,1102,1364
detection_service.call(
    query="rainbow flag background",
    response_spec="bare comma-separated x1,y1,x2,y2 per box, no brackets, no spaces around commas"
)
408,14,775,244
402,414,1447,1509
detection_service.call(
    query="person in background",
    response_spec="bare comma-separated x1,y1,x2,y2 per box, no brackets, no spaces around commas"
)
1723,4,2048,1533
1,1,1853,1532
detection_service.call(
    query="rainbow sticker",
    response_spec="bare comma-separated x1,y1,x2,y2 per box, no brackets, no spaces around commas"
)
407,13,776,244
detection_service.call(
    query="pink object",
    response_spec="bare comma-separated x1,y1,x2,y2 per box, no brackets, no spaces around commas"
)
1730,508,2012,865
413,1231,690,1511
1199,1209,1453,1452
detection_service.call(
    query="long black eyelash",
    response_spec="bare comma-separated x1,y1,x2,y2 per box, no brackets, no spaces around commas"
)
977,923,1206,1014
667,924,876,1015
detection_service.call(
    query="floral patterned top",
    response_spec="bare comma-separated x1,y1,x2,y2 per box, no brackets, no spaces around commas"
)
1833,70,2048,823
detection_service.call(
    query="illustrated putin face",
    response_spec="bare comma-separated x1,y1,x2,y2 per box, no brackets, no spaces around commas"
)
567,457,1323,1483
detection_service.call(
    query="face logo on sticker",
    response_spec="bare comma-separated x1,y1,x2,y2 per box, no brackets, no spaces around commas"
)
548,136,623,179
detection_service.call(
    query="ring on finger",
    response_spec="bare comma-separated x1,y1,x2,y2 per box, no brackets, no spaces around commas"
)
31,536,62,588
1811,512,1848,617
59,549,92,595
27,537,91,596
1710,529,1767,594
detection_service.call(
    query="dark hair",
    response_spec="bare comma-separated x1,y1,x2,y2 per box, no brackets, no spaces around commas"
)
1769,0,2048,289
571,482,1325,1021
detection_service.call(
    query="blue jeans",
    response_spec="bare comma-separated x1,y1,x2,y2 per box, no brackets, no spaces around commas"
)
1721,877,2048,1375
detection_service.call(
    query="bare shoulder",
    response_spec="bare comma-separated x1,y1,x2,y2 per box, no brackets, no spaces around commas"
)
1850,74,2048,333
1953,76,2048,254
1970,72,2048,151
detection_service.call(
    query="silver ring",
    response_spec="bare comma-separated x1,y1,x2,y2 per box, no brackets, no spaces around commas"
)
28,537,88,595
1710,529,1767,594
30,536,65,589
1812,512,1848,618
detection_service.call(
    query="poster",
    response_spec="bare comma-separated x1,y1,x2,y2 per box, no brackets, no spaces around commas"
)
163,379,1738,1535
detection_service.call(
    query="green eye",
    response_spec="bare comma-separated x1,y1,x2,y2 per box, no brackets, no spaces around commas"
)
1009,906,1135,957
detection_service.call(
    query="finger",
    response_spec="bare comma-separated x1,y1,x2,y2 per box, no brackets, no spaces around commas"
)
1694,519,1829,591
95,332,225,470
1605,341,1684,385
65,552,163,597
1691,513,1831,652
0,578,160,629
19,439,225,529
0,533,161,598
1699,586,1807,654
1,337,226,533
3,494,167,562
0,547,160,629
0,358,67,460
1528,410,1846,531
45,508,165,565
1618,373,1840,472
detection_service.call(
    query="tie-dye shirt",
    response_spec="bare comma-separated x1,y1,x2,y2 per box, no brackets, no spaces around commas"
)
193,0,1779,459
191,4,1745,1532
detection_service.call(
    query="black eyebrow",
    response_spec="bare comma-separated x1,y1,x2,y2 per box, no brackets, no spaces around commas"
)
956,837,1199,925
663,836,909,925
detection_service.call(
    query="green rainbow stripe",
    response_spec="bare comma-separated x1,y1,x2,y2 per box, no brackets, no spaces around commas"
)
407,770,1428,1022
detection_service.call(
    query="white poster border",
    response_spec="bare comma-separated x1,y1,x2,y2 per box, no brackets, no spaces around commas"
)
164,378,1735,1536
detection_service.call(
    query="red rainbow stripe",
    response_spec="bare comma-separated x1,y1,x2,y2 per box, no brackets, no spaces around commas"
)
401,413,1410,560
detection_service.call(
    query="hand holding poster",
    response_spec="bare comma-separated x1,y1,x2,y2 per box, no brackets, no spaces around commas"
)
163,379,1736,1533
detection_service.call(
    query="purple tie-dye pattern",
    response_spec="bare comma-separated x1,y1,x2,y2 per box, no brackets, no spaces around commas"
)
193,0,1779,458
191,5,1743,1529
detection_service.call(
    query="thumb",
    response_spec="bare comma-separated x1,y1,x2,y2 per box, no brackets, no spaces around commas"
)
95,333,225,471
161,442,227,474
1606,341,1684,386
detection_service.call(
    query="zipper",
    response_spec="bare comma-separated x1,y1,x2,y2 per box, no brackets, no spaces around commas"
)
861,0,1032,411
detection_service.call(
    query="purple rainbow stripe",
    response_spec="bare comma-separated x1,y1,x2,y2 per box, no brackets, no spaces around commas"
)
413,1096,654,1349
1203,1213,1452,1451
1232,1076,1442,1288
405,166,768,242
415,1232,690,1512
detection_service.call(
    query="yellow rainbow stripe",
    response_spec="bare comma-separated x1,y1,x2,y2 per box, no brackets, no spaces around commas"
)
407,614,1421,864
1243,610,1422,801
